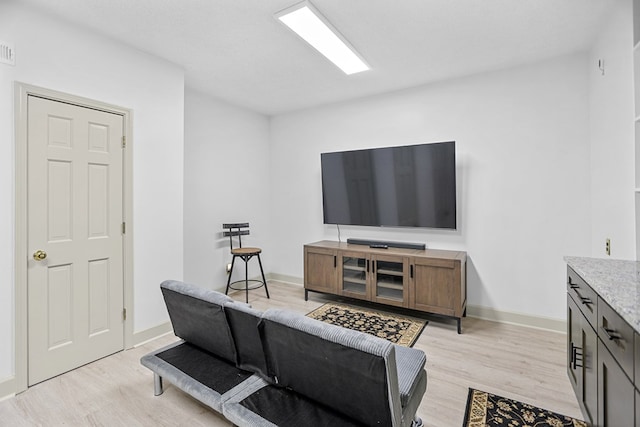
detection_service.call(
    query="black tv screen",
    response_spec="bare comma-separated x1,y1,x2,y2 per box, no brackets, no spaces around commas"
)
321,141,457,229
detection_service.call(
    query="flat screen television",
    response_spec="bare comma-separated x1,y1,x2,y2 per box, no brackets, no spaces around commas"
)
321,141,457,229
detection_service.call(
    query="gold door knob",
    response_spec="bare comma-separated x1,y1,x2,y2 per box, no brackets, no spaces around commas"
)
33,250,47,261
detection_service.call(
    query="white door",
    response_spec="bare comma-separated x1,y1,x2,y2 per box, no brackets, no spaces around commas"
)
27,96,125,386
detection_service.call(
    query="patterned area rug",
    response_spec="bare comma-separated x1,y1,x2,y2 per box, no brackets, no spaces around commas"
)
306,302,427,347
463,388,588,427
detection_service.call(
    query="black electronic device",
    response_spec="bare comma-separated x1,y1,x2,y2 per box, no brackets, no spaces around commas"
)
369,244,388,249
347,238,426,251
321,141,457,229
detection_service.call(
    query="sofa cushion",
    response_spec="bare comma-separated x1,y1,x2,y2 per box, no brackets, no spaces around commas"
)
237,384,364,426
259,309,401,426
156,342,253,394
223,301,270,379
141,340,259,414
161,280,237,363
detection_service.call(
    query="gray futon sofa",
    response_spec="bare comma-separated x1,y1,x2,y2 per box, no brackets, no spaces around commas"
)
141,280,427,426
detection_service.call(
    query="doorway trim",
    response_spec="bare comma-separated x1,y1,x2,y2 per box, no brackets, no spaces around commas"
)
14,82,134,393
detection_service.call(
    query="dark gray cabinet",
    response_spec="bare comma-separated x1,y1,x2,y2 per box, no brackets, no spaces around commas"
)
566,266,638,427
635,332,639,387
597,340,635,427
636,333,640,427
567,294,597,425
636,389,640,427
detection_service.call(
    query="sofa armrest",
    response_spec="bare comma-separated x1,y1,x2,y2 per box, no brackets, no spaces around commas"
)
394,345,427,406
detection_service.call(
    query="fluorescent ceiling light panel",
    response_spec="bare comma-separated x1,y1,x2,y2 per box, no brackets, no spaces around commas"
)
276,1,369,75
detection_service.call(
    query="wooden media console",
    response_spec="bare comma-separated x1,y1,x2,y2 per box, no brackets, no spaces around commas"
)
304,240,467,333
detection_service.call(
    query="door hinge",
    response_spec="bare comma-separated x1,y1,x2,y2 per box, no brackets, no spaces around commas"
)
121,222,126,235
122,136,126,148
123,308,127,321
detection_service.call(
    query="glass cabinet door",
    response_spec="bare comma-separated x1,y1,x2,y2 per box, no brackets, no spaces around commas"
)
341,256,367,297
374,259,405,304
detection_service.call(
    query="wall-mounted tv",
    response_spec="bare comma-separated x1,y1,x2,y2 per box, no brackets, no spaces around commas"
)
321,141,457,229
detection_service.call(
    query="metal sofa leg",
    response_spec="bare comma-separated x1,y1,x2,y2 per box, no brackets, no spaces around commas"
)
154,373,164,396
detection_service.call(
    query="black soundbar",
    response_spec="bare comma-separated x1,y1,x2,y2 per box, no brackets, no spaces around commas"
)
346,238,426,251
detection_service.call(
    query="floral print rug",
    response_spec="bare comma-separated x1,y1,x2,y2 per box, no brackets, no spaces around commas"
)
306,302,427,347
463,388,588,427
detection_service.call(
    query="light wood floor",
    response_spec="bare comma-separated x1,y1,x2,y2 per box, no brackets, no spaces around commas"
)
0,281,582,426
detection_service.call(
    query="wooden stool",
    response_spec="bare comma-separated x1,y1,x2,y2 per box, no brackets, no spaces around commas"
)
223,223,269,303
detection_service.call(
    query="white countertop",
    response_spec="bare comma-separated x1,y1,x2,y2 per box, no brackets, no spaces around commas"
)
564,256,640,335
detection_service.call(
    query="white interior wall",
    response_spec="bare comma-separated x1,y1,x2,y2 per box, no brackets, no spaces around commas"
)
183,89,271,292
1,0,632,393
0,3,184,382
588,0,636,260
269,54,592,321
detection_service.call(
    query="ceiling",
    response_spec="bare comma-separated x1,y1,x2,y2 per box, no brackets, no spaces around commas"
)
16,0,615,115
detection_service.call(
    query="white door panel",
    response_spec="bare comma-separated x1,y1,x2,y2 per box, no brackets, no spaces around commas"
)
27,96,124,385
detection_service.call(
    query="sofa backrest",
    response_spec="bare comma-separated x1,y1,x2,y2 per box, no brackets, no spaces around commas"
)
160,280,237,364
259,308,402,426
223,301,270,379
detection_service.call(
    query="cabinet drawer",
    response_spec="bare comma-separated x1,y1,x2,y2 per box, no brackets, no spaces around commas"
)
567,267,597,328
598,297,634,380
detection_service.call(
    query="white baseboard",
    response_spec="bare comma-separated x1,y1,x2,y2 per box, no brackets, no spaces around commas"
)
267,274,565,332
0,376,15,401
467,305,565,333
267,273,303,286
218,273,303,293
0,324,172,402
132,321,173,347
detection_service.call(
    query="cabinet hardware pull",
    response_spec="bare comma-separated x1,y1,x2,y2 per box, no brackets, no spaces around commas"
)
601,327,620,341
334,256,336,268
569,284,579,289
366,259,369,272
572,345,583,369
372,261,376,273
410,265,414,278
580,297,592,305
